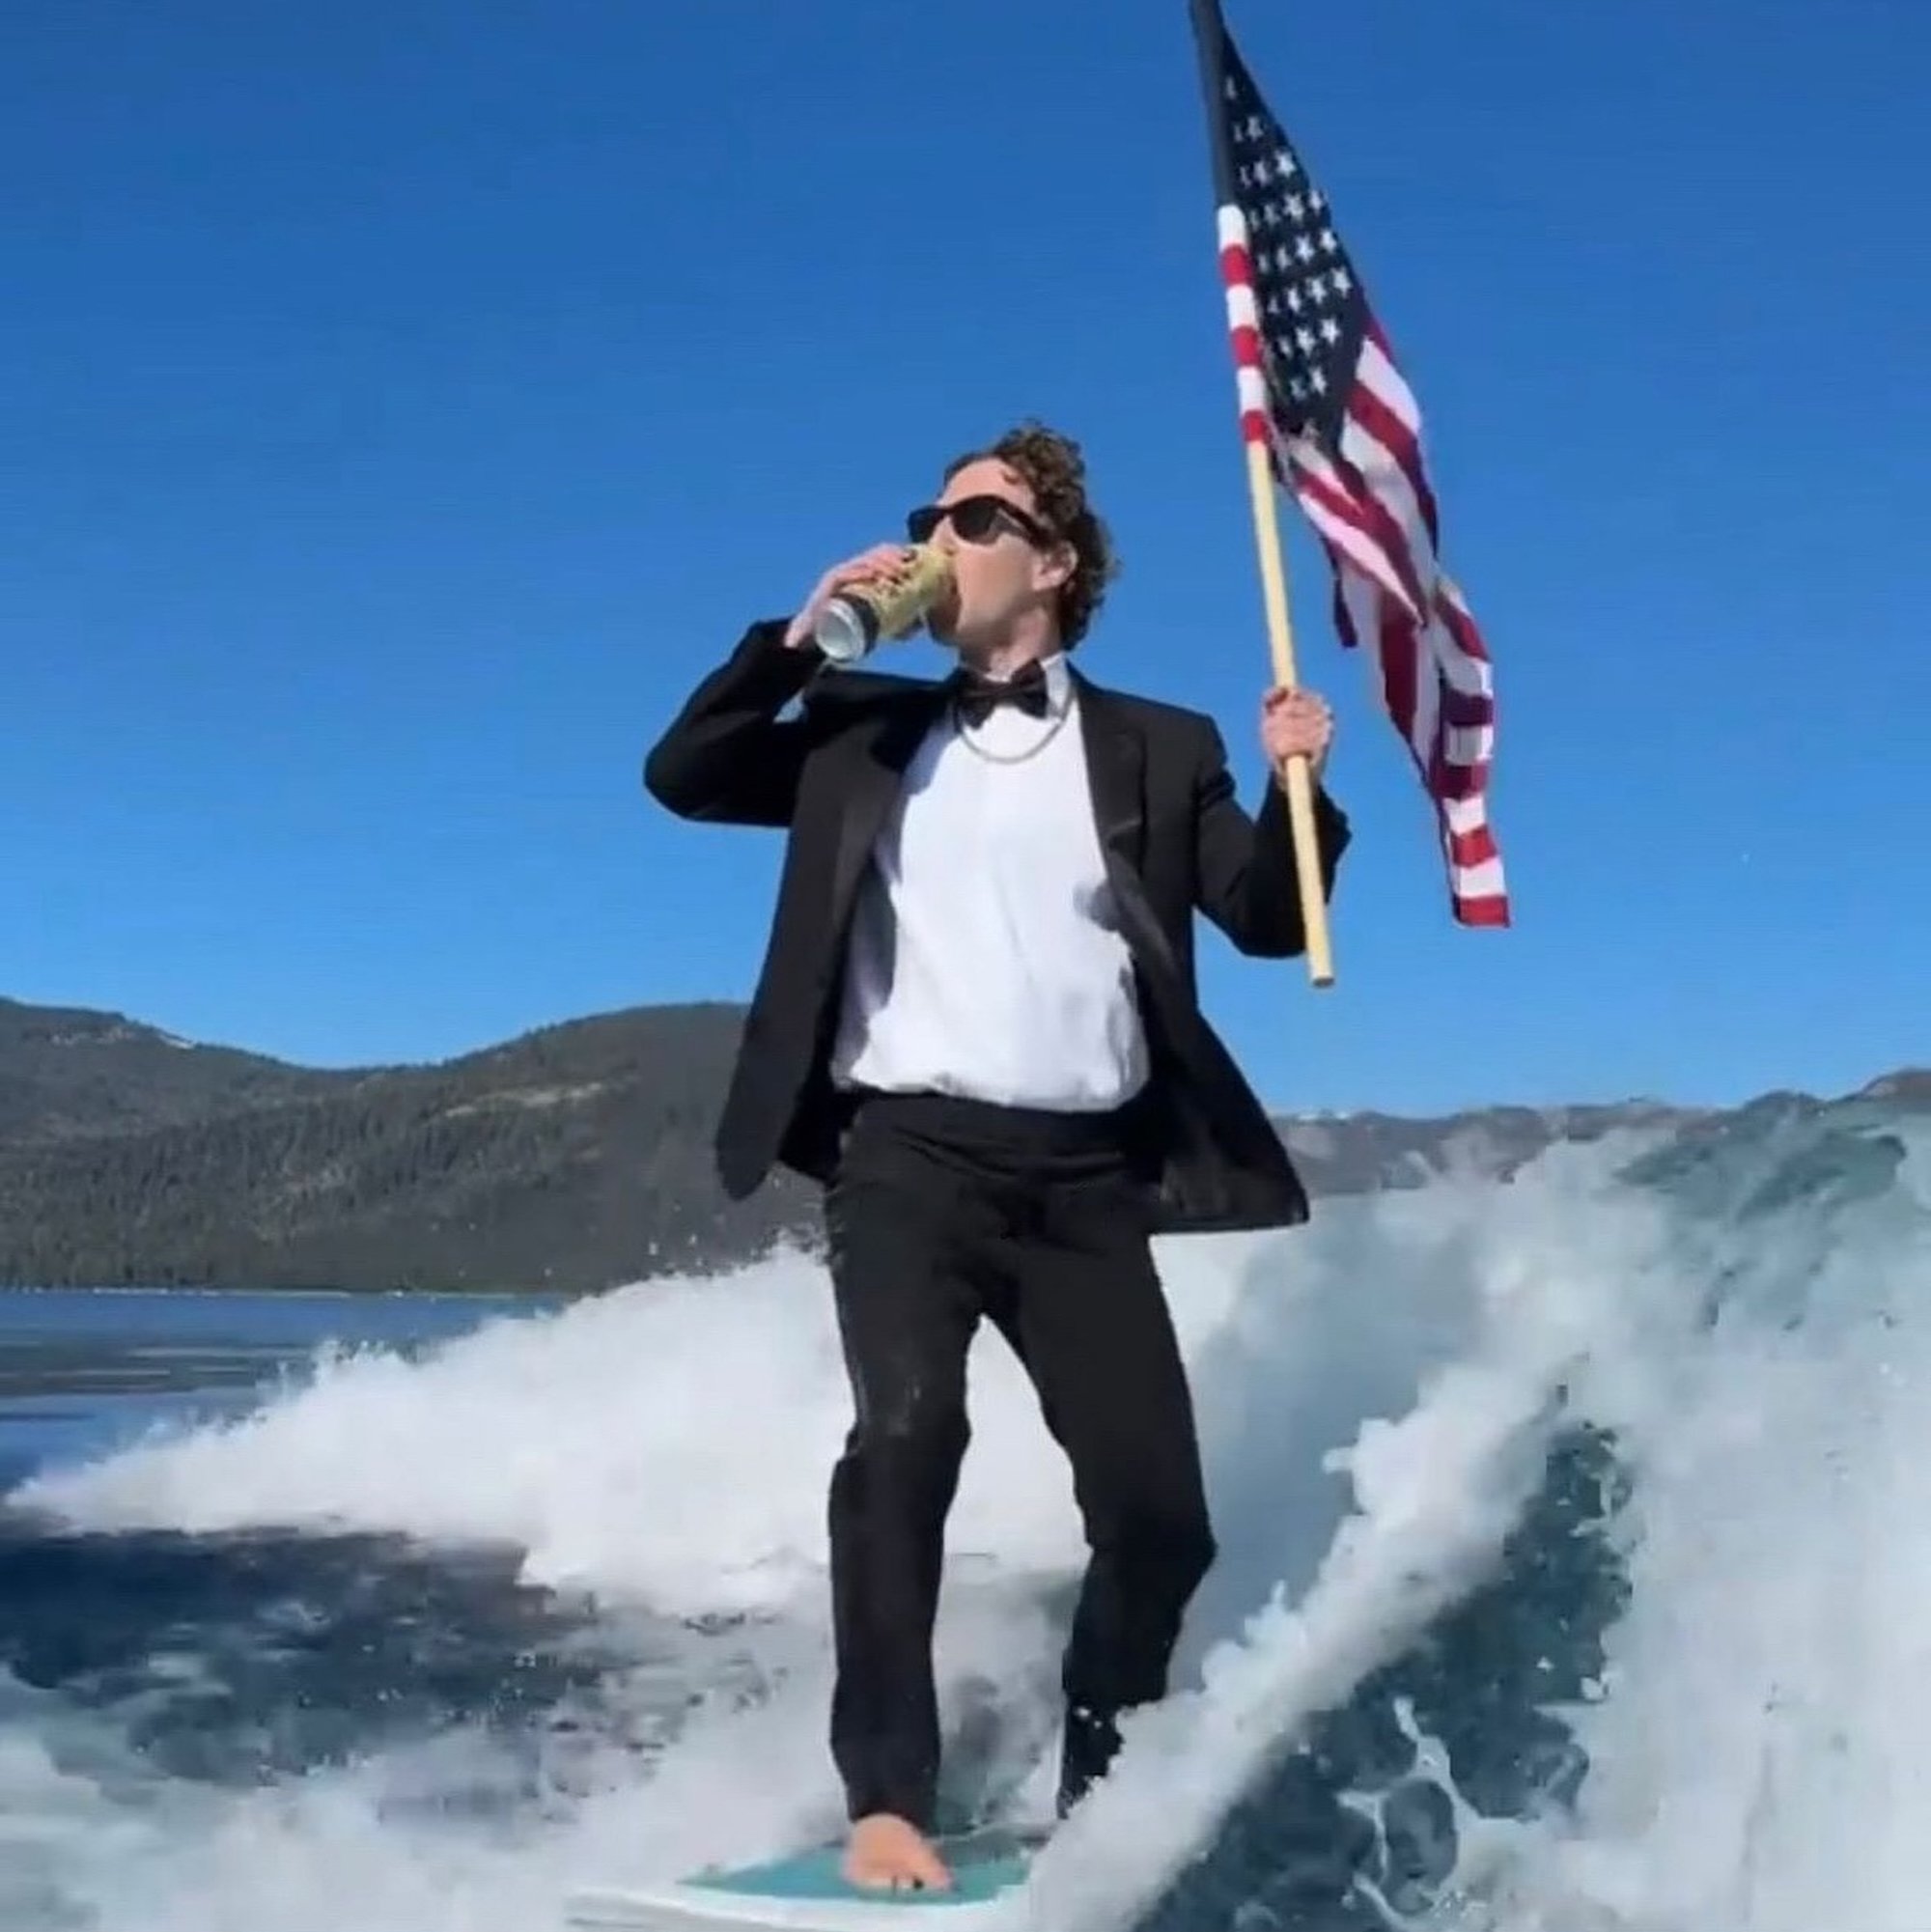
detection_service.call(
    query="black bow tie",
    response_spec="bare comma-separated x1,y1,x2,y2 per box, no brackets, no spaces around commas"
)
947,659,1051,727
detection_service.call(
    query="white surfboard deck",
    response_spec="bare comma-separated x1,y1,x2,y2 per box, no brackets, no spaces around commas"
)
566,1825,1045,1931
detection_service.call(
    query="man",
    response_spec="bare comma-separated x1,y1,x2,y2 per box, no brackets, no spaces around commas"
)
643,422,1348,1892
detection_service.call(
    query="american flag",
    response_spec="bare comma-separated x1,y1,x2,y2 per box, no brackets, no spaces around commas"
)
1188,0,1510,927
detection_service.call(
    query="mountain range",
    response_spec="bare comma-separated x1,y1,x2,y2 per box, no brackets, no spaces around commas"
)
0,994,1917,1295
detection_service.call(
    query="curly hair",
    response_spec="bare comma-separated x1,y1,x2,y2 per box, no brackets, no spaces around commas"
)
942,420,1119,648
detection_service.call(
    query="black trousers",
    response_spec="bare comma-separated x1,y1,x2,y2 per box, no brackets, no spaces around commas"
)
821,1087,1217,1831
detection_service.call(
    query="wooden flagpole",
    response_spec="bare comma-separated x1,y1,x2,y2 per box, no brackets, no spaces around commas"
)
1242,435,1334,987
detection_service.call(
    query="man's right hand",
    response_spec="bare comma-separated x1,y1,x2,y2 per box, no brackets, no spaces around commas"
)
783,545,914,652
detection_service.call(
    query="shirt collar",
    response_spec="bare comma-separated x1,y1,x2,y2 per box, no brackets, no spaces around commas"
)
975,652,1071,704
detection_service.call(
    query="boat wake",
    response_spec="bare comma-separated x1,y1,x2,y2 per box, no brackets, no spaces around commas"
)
3,1080,1924,1931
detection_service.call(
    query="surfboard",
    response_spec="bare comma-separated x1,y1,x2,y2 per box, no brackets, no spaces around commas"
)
565,1824,1045,1931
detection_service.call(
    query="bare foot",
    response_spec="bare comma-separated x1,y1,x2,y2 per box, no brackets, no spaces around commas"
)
841,1812,953,1892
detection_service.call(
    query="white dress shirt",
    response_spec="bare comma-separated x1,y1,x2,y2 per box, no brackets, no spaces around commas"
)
828,653,1149,1112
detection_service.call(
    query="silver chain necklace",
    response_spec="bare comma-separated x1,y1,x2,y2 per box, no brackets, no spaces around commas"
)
947,693,1075,764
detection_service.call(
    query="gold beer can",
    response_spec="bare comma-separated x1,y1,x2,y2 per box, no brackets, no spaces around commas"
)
811,546,956,664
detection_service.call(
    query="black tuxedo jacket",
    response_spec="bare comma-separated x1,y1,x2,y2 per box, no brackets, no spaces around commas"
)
643,620,1352,1235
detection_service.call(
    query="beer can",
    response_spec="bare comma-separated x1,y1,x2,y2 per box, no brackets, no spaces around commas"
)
811,546,955,665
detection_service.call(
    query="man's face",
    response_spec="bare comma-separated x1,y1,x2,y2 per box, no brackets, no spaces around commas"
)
912,458,1072,653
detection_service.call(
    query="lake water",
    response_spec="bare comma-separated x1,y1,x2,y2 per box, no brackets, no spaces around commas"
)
0,1287,557,1493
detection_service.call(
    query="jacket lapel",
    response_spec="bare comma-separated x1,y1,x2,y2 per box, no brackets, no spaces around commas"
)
1075,672,1200,998
827,688,944,931
1074,674,1146,878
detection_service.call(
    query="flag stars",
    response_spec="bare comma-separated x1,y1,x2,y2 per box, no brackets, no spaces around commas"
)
1220,58,1366,392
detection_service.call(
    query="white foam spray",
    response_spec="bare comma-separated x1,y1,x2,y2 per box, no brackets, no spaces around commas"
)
1476,1119,1931,1932
8,1106,1927,1932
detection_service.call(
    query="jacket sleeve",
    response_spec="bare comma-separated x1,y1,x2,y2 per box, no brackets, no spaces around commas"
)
642,620,825,827
1191,720,1351,957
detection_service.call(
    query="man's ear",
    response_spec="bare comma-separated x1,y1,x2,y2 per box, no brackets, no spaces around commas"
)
1038,540,1077,593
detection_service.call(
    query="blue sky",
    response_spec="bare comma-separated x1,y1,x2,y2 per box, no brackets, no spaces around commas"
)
5,0,1924,1118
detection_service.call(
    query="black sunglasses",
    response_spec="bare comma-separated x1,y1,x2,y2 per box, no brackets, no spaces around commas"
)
906,493,1056,548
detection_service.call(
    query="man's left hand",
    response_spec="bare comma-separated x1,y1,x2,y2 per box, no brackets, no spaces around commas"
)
1260,686,1334,783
